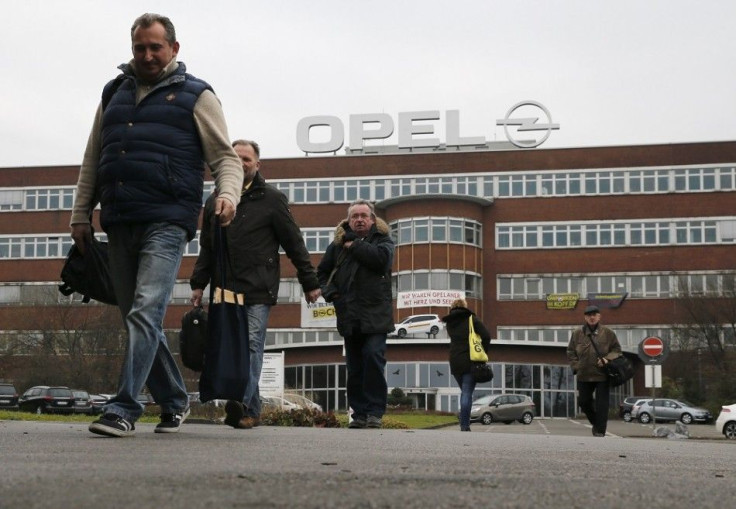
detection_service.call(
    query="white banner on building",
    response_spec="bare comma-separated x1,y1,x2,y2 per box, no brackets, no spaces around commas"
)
260,352,285,396
397,290,465,309
301,298,337,328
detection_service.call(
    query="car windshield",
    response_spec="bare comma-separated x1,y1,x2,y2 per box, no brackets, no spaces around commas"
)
0,386,16,395
472,395,493,405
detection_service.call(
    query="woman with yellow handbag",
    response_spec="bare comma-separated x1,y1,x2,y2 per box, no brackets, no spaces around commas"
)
441,298,492,431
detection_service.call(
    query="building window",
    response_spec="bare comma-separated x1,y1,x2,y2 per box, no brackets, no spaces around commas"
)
496,218,733,250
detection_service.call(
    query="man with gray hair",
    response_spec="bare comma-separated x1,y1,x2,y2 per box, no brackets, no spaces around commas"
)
317,199,395,428
191,139,321,430
71,13,243,437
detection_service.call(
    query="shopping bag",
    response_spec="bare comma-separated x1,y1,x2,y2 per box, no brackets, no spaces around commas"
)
468,316,488,362
198,224,249,403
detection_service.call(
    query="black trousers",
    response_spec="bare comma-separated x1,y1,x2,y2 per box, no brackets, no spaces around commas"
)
577,380,610,433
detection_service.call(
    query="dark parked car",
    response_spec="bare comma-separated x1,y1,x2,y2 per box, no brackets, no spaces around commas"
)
137,393,156,406
18,386,76,414
0,383,20,410
468,393,535,425
71,390,95,415
89,394,108,415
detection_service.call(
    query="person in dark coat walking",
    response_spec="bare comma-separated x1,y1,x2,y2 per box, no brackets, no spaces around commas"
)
567,305,623,437
191,140,320,430
317,199,394,429
442,298,491,431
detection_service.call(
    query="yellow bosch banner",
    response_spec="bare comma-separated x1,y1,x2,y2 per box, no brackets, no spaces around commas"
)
546,293,579,310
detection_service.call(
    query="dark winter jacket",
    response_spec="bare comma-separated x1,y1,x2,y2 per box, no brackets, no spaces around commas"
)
316,218,395,337
97,63,211,241
190,171,319,305
567,324,622,382
442,307,492,376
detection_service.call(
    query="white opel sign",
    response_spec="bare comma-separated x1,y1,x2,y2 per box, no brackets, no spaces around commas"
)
296,101,559,153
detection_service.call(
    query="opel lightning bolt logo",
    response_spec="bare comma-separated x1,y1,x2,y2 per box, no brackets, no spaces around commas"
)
496,100,560,148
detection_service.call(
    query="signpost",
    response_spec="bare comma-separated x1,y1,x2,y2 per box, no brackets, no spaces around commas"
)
637,336,670,430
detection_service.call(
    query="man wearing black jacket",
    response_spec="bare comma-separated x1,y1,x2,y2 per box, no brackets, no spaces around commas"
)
317,200,395,429
191,140,321,429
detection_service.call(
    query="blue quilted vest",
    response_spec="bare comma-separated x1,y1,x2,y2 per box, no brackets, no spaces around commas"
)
97,63,212,240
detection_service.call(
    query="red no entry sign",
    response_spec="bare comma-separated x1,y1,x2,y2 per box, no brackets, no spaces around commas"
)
642,337,664,357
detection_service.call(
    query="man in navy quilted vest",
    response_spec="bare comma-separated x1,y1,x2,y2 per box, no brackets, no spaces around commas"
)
70,13,243,437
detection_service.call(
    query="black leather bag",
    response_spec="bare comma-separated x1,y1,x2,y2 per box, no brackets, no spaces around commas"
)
604,356,635,387
471,362,494,383
588,337,634,387
58,237,117,305
179,306,208,372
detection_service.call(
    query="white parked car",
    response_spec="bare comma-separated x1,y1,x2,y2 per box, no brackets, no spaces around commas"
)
715,403,736,439
283,393,322,412
261,395,301,411
393,314,443,338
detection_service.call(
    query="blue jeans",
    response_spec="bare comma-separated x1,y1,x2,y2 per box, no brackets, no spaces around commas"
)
454,372,476,430
104,223,189,422
344,332,388,418
242,304,271,418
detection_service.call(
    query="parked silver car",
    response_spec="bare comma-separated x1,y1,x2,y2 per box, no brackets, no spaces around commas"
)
631,398,713,424
469,393,535,425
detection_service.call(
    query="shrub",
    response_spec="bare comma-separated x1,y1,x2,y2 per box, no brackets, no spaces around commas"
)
387,387,413,407
260,407,341,428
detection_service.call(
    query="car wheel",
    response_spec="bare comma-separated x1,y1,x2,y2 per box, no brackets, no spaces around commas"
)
429,326,439,335
623,411,632,422
397,329,407,338
520,412,534,425
724,422,736,439
481,412,493,425
680,413,693,425
35,405,43,415
638,412,651,424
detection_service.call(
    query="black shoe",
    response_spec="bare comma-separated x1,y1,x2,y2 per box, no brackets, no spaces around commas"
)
461,426,471,432
155,407,190,433
366,415,382,429
224,400,245,429
349,415,367,428
89,413,135,437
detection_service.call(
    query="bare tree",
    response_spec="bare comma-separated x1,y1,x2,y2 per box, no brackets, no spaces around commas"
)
6,287,126,393
671,274,736,402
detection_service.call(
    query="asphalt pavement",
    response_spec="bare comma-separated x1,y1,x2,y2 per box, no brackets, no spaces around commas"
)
1,418,733,509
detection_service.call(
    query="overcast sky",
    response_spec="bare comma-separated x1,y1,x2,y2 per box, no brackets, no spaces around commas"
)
2,0,735,167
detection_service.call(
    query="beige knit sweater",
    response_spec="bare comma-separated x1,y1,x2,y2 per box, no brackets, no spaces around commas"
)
70,59,242,225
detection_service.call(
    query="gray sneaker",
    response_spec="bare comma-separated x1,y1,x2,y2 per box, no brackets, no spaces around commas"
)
366,415,382,428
